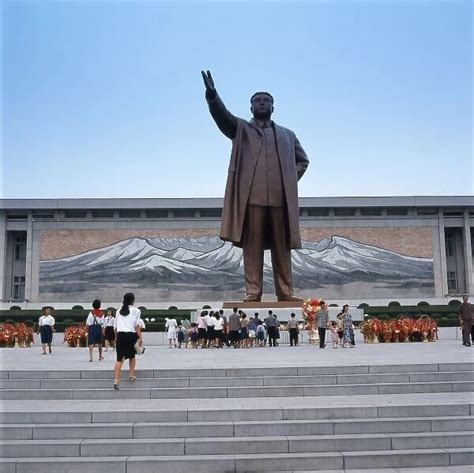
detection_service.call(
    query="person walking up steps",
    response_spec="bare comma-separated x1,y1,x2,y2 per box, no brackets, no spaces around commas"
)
113,293,142,390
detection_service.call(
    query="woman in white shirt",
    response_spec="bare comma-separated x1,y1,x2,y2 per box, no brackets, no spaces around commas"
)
38,307,55,355
103,308,116,351
165,318,178,348
113,293,142,390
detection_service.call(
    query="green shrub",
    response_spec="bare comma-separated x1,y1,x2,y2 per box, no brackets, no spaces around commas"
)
358,303,369,309
72,305,84,311
448,299,461,306
417,301,430,306
388,301,401,307
9,306,21,310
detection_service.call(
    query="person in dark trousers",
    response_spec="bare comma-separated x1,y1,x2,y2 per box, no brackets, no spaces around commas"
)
458,295,473,347
264,310,278,347
228,307,241,348
287,312,299,346
317,301,329,349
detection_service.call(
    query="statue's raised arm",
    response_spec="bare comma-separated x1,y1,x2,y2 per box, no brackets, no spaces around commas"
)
201,70,238,140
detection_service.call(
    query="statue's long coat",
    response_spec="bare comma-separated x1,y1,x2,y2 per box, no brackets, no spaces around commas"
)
207,93,309,249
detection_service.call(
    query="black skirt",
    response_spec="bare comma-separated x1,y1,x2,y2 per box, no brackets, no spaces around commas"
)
104,326,115,342
116,332,138,361
40,325,53,344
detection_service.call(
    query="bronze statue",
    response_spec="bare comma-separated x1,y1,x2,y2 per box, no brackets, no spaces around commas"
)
202,70,309,302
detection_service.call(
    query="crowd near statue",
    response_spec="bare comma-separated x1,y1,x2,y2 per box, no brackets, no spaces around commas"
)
202,70,309,302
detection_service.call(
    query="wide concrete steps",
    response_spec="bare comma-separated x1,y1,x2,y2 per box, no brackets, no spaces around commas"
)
2,431,474,457
1,448,473,473
2,413,473,440
1,362,473,472
1,367,473,400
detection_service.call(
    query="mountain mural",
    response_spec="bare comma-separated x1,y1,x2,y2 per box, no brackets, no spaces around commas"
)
39,235,434,299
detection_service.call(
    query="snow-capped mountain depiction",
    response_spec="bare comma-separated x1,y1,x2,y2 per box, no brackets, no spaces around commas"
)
39,235,434,299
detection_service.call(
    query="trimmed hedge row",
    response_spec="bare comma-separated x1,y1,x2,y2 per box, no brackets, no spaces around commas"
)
0,308,191,332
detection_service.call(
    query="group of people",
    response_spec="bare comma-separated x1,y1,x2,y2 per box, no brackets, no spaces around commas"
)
164,302,356,350
165,309,284,349
316,302,355,349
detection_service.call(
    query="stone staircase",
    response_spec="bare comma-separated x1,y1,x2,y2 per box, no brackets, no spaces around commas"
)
1,362,473,472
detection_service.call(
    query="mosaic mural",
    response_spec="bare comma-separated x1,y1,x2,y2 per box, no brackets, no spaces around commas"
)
39,228,435,301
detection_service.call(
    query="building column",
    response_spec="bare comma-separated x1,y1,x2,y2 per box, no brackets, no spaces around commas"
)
463,209,473,295
24,212,33,302
437,210,448,296
0,212,6,301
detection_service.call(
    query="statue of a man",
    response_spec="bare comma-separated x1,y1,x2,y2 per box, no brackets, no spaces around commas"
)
202,70,309,302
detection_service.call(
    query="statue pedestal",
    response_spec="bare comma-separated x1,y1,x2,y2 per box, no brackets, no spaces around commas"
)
222,301,303,309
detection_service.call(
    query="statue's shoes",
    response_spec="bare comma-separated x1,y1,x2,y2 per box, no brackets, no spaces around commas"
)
277,295,303,302
243,295,261,302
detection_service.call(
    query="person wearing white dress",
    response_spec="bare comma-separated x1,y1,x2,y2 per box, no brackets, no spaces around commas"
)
165,318,178,348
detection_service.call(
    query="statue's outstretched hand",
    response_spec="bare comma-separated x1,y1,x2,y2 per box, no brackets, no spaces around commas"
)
201,70,216,99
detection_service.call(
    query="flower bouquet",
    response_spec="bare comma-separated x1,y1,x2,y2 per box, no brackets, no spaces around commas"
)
302,298,323,332
0,323,16,347
64,325,88,347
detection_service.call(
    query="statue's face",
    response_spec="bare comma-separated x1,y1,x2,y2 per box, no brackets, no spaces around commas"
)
251,93,274,120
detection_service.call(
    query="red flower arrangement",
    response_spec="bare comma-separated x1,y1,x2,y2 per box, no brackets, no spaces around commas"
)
63,325,88,347
360,315,438,343
302,298,323,331
0,323,34,347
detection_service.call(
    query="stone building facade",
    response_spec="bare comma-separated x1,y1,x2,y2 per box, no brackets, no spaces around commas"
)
0,196,472,308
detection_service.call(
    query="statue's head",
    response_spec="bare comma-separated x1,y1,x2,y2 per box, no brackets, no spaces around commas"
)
250,91,274,120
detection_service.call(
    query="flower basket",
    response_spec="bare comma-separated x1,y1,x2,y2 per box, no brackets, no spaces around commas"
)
302,298,323,332
0,323,33,348
64,325,88,348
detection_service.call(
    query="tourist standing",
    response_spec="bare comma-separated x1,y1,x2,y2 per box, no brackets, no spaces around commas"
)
103,308,116,351
228,307,241,348
197,311,208,348
288,312,299,347
317,301,329,349
113,293,142,389
240,313,249,348
329,321,339,348
214,313,224,348
458,295,473,347
336,313,344,346
342,304,354,348
165,317,178,348
265,311,278,347
38,307,55,355
86,299,105,362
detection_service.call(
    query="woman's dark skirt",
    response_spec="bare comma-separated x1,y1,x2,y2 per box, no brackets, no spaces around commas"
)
88,324,103,346
240,327,248,339
40,325,53,344
104,326,115,342
116,332,138,361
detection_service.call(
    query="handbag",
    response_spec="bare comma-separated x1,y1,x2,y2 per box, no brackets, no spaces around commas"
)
134,340,145,355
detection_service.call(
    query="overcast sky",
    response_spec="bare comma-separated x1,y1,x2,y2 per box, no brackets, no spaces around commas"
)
2,0,472,199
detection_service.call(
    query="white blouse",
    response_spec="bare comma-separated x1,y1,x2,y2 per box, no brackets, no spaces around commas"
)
115,306,141,333
86,313,105,327
39,315,55,326
104,316,116,328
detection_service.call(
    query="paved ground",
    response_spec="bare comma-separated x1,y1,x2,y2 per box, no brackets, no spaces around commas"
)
1,337,471,371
